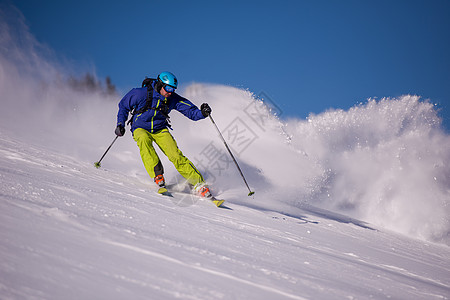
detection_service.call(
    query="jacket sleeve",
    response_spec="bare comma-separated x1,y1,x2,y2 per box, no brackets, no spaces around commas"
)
173,94,205,121
117,88,140,126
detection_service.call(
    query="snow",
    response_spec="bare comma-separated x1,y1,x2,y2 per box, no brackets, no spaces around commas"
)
1,132,449,299
1,7,450,299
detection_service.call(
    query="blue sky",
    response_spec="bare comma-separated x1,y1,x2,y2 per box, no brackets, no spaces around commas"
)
9,0,450,131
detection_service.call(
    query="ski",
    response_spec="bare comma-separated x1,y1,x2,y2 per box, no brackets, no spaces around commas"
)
209,197,225,207
157,186,225,207
158,187,169,194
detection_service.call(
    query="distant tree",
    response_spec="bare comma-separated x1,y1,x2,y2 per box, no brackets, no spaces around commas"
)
105,76,117,96
68,73,117,96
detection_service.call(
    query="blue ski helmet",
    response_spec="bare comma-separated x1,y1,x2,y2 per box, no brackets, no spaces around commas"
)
158,71,178,89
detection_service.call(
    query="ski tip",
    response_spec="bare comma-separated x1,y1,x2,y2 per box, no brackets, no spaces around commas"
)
158,187,168,194
212,199,225,207
248,191,255,196
94,162,101,168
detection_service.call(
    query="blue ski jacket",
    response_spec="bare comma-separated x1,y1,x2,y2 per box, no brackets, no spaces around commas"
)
117,82,205,133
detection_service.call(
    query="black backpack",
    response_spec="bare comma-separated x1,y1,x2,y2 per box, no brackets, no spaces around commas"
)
127,77,170,127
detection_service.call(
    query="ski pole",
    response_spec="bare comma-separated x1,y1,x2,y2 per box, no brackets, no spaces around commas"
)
94,136,118,168
208,114,255,196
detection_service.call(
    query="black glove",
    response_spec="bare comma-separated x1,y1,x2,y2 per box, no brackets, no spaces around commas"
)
201,103,212,117
115,124,125,136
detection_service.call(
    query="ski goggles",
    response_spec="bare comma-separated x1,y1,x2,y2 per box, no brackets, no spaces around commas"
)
164,85,176,93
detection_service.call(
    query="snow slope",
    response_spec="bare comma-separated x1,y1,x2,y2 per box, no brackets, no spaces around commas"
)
1,130,449,299
1,4,449,246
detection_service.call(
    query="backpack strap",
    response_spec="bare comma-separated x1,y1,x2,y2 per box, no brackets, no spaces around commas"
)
126,77,172,129
126,78,155,126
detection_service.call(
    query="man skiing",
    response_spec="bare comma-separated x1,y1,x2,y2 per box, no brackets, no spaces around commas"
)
115,71,212,198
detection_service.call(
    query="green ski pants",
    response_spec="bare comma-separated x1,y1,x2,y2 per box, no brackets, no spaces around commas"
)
133,128,204,186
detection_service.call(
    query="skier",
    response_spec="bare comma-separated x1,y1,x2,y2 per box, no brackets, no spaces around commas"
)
115,71,212,198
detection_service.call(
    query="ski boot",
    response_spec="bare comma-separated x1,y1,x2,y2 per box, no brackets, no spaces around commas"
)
155,175,167,194
193,182,212,198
